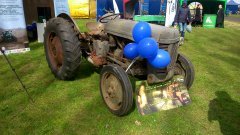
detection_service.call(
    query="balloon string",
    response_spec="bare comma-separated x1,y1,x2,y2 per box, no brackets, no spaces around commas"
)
125,56,140,73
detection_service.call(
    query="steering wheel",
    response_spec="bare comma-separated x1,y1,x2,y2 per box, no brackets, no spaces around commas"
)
99,13,122,23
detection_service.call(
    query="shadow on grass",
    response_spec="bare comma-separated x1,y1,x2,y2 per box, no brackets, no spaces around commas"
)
62,95,134,134
208,91,240,135
74,60,99,80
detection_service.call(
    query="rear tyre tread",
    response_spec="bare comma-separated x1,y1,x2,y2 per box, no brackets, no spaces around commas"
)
44,17,82,80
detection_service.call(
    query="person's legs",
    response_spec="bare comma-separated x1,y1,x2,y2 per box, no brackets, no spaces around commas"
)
178,22,185,37
220,22,224,28
181,23,187,38
178,23,184,44
184,22,188,29
196,21,201,26
178,22,183,35
217,22,224,28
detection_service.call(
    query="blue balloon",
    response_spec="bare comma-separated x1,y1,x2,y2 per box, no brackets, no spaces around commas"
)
123,43,139,60
138,38,158,58
132,22,151,43
148,49,171,69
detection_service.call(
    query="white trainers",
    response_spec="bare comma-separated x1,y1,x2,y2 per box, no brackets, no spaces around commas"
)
179,37,184,45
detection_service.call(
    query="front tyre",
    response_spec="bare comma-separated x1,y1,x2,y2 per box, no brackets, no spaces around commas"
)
174,53,195,89
100,64,133,116
44,17,82,80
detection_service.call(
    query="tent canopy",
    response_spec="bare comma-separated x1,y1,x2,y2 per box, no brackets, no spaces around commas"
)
227,0,239,5
226,0,239,13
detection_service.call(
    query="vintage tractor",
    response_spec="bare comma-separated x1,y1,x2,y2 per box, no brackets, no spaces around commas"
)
43,13,194,116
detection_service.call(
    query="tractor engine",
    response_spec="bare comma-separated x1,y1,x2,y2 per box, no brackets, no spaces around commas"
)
84,19,179,84
83,27,148,77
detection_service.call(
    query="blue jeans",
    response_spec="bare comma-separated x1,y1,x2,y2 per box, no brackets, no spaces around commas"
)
178,22,187,37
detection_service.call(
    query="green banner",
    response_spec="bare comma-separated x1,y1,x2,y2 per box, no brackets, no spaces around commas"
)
203,14,217,28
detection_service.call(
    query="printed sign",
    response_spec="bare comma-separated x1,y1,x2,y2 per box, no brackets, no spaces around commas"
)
0,0,29,52
136,75,191,115
0,48,30,55
68,0,89,18
206,17,212,23
53,0,70,16
165,0,178,27
203,14,217,28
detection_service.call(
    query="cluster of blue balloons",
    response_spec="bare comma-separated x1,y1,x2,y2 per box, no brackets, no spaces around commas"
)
123,22,171,69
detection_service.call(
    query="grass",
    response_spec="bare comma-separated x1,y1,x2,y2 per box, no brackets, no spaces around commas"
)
0,19,240,134
75,19,96,32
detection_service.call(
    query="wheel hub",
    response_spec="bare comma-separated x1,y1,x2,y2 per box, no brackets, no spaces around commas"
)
102,73,123,110
48,32,63,70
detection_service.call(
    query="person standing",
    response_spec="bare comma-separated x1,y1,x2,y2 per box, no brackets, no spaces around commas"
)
216,4,224,28
194,4,202,26
174,2,192,44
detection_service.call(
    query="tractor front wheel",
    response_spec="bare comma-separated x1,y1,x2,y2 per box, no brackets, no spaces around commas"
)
100,64,133,116
174,53,195,89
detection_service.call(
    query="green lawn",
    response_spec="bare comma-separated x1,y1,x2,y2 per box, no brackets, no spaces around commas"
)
75,19,96,32
0,20,240,134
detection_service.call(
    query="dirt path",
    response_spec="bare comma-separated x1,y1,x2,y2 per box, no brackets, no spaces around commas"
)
225,15,240,23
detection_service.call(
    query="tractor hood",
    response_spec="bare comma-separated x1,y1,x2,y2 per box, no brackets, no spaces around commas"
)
104,19,179,44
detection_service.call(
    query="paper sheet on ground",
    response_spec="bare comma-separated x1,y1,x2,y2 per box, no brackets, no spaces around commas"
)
136,75,191,115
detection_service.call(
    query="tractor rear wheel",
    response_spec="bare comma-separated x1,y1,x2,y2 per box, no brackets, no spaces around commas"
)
44,17,82,80
174,53,195,89
100,64,133,116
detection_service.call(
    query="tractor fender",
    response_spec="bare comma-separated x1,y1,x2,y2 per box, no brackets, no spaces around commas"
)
57,13,81,33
